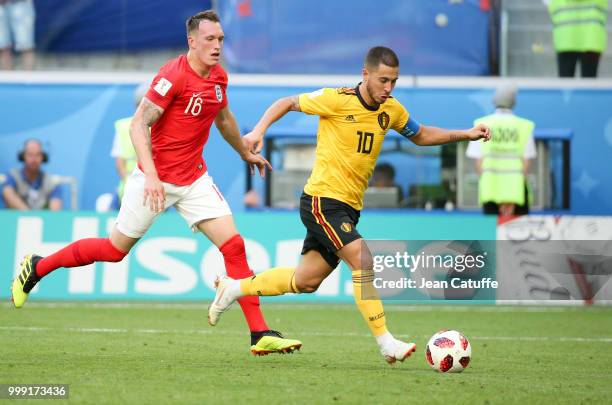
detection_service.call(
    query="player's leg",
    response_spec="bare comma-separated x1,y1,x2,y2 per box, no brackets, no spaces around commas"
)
237,248,335,297
175,172,301,353
336,239,416,364
299,193,415,363
11,228,135,308
208,247,334,327
196,215,270,332
209,193,340,323
11,168,161,308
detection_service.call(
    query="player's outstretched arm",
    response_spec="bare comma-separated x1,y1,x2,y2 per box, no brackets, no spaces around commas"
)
215,106,272,177
130,97,166,213
244,95,301,153
410,123,491,146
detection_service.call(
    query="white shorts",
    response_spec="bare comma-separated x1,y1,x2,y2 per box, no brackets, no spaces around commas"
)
116,168,232,239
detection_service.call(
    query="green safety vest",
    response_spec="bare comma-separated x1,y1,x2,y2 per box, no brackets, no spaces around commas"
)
474,114,534,206
114,116,137,199
548,0,608,52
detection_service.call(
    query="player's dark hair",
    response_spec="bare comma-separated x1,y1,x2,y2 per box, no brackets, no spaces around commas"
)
365,46,399,70
186,10,220,35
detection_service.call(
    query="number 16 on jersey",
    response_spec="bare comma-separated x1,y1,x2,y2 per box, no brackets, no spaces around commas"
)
185,94,203,116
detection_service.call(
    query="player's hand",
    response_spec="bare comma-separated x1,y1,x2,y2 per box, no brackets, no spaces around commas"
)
143,173,166,213
243,131,265,153
242,151,272,177
467,123,491,142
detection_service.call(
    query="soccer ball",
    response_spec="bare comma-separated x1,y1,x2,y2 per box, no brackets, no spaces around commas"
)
425,330,472,373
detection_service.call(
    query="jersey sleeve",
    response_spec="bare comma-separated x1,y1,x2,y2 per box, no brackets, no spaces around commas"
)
145,65,184,110
392,101,422,139
298,88,338,117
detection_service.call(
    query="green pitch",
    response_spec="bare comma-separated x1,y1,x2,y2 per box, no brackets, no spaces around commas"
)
1,302,611,404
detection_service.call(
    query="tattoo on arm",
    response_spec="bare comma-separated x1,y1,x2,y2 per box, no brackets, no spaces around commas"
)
140,98,164,127
136,99,163,149
449,133,463,142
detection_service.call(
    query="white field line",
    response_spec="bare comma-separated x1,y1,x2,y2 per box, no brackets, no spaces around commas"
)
2,301,602,313
1,325,611,344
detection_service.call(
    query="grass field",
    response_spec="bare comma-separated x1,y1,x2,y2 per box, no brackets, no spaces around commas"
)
1,302,611,404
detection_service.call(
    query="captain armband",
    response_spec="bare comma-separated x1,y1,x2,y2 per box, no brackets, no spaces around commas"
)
399,117,422,139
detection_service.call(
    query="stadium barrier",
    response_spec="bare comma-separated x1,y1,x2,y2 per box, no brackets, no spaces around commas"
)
1,211,609,305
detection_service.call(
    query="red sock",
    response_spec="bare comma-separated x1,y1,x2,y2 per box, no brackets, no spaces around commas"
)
220,234,268,332
36,238,127,278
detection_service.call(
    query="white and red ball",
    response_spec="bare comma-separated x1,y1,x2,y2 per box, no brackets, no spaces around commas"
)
425,330,472,373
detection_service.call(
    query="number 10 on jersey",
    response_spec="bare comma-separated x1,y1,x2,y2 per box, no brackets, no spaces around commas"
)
357,131,374,154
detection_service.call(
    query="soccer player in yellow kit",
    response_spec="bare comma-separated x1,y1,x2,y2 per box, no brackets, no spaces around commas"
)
209,46,491,364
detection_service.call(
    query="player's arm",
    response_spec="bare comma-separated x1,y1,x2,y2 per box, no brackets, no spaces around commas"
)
409,123,491,146
243,95,301,153
129,97,166,212
2,185,29,210
214,105,272,177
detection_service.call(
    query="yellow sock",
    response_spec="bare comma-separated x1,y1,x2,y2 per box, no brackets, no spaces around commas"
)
352,269,388,337
240,267,299,296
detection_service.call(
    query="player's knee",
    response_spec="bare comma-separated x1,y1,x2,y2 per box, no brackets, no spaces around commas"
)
297,284,318,293
104,238,129,262
295,278,322,293
107,250,127,262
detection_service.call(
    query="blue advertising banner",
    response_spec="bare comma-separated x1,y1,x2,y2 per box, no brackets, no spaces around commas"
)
0,211,496,302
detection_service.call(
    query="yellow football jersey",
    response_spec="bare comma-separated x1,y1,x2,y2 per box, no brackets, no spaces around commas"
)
299,86,411,210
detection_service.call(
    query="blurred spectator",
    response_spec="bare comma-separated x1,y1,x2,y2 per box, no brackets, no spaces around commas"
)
0,0,36,70
545,0,608,78
2,139,62,210
370,162,404,203
110,83,148,205
466,85,536,216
